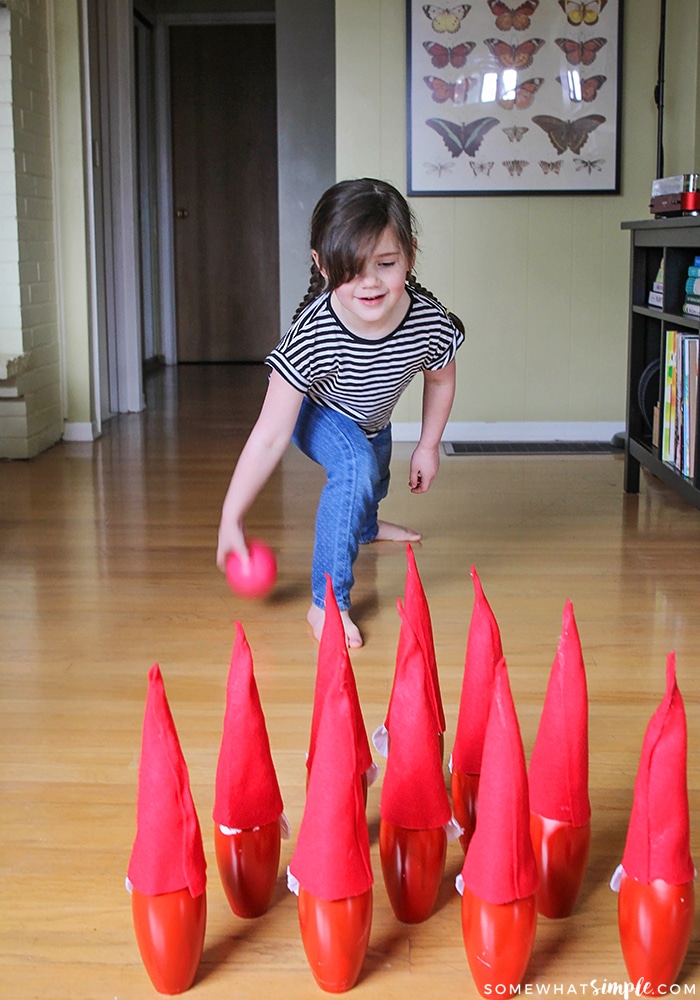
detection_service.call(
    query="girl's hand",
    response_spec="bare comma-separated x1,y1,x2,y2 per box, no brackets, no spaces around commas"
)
409,444,440,493
216,518,248,572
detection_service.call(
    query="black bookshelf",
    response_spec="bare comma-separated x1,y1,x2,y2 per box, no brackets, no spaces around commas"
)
622,216,700,508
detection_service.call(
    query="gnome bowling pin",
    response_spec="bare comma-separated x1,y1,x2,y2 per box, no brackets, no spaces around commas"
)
307,576,378,805
379,604,455,923
529,600,591,918
451,566,503,853
213,624,286,918
612,652,695,996
127,664,207,995
457,658,538,997
288,664,373,993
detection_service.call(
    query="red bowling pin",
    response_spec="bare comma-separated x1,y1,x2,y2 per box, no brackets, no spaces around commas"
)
306,576,377,806
458,659,539,997
529,600,590,918
379,603,454,923
403,544,446,760
289,661,373,992
213,624,286,918
451,566,503,853
613,652,695,995
127,664,207,994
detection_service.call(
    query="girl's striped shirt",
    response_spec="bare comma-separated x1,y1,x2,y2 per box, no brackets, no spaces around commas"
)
266,285,464,436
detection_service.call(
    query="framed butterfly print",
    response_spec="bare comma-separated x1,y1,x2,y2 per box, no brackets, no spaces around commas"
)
407,0,622,195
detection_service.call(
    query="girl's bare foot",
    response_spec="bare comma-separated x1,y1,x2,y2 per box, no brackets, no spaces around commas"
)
307,604,363,648
373,519,422,542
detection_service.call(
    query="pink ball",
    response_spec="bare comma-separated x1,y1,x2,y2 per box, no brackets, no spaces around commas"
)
225,540,277,600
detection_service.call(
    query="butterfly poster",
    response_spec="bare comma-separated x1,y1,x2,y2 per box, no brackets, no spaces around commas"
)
407,0,622,195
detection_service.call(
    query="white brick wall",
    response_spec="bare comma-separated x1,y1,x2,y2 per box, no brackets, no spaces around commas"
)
0,0,62,458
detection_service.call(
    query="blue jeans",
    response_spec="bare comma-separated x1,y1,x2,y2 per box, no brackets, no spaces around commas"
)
292,397,392,610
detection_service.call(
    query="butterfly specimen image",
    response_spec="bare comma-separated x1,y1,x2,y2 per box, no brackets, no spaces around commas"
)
497,77,543,110
558,0,607,26
532,113,605,153
557,73,607,102
503,124,529,142
539,159,562,174
424,75,472,103
426,116,500,157
555,36,607,65
487,0,539,31
469,160,495,176
503,159,528,176
422,4,471,33
484,37,545,69
424,160,455,176
423,40,476,68
574,157,605,172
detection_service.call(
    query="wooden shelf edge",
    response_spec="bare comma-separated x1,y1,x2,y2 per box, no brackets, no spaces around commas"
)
627,437,700,508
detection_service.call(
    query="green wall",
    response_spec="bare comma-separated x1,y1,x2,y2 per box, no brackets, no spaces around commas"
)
336,0,699,429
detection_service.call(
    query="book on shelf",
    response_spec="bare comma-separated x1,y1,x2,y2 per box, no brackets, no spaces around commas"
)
681,264,700,318
647,260,664,306
662,329,699,477
662,329,676,463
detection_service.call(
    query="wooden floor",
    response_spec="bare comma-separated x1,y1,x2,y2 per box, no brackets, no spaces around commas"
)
2,363,700,999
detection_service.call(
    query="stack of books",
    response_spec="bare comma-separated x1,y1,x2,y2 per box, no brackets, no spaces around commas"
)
648,259,664,309
683,256,700,318
662,328,699,477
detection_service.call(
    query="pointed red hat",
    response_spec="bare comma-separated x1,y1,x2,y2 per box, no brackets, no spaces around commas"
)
451,566,503,775
127,664,206,897
307,575,373,778
460,658,538,904
380,603,452,830
621,652,694,885
528,600,590,827
289,661,373,901
402,543,445,732
213,623,284,831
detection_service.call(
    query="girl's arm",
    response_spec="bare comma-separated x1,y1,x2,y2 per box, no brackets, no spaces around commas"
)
409,359,456,494
216,370,304,568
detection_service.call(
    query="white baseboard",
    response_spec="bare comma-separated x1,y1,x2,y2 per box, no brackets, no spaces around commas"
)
392,421,625,443
63,420,99,442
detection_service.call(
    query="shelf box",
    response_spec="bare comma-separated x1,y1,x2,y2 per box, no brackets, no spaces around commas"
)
622,217,700,507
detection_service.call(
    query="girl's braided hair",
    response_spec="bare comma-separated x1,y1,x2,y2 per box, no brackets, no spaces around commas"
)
291,178,464,334
291,178,416,322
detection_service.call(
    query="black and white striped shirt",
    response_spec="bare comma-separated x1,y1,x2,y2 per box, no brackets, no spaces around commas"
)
266,285,464,436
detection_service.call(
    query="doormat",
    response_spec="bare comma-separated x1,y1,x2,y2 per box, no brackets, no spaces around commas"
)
444,441,622,456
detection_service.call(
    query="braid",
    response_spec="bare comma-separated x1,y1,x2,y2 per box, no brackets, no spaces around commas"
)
291,261,327,323
408,273,465,335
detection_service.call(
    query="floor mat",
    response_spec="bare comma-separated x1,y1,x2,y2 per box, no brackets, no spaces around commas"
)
444,440,622,455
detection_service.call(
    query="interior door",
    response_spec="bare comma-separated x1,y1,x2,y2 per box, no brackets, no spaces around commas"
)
170,24,280,362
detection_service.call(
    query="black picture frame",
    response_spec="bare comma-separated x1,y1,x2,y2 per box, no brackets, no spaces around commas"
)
407,0,623,196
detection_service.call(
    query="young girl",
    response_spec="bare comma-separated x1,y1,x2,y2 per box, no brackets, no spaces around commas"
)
216,178,464,648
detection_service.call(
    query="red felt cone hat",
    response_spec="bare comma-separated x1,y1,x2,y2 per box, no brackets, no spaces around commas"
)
460,658,538,904
307,575,373,778
621,652,694,885
127,664,207,897
380,603,452,830
213,623,284,831
289,661,373,901
529,600,590,827
451,566,503,775
402,543,445,732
